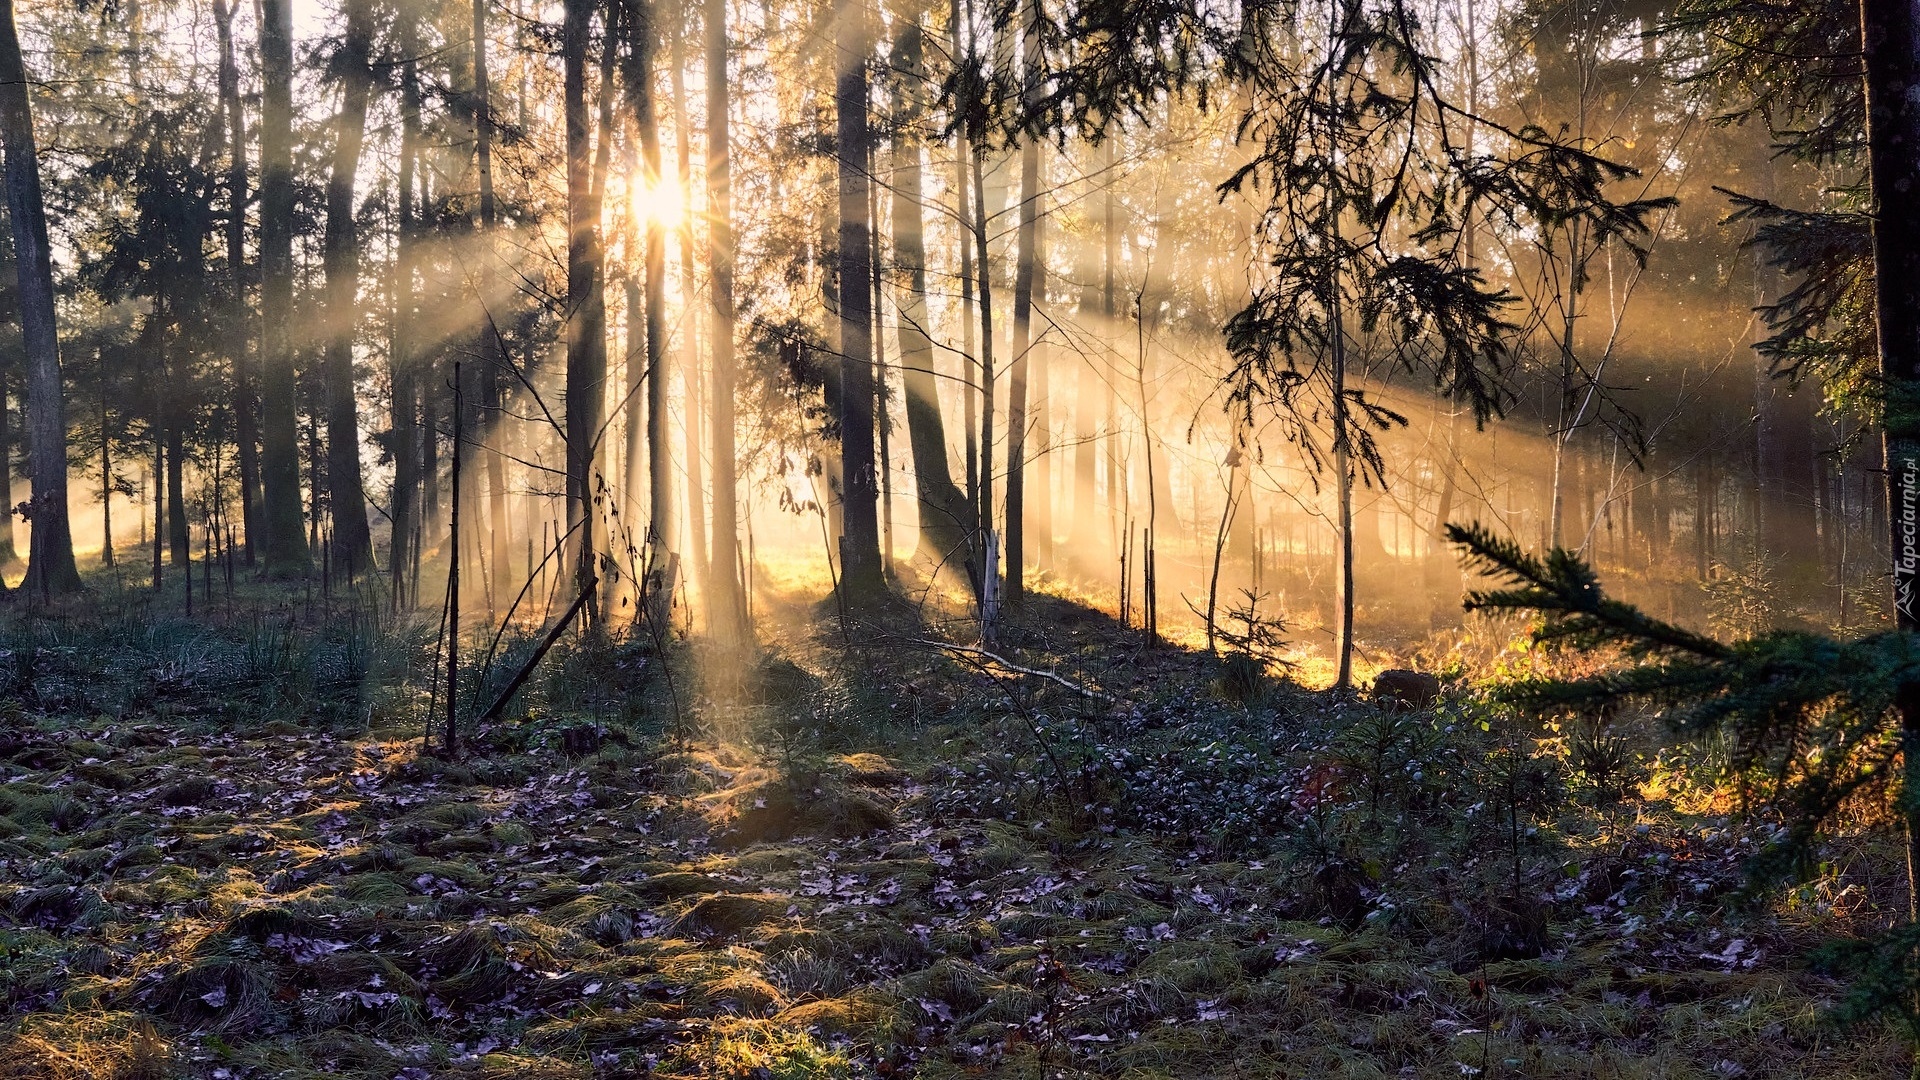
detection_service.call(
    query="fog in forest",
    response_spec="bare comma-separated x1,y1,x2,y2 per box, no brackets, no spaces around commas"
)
0,0,1862,691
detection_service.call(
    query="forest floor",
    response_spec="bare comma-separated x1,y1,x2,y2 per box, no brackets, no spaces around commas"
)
0,569,1911,1079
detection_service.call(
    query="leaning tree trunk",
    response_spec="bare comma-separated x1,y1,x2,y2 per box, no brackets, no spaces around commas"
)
0,0,77,595
889,21,970,568
322,0,375,575
256,0,309,576
1862,0,1920,923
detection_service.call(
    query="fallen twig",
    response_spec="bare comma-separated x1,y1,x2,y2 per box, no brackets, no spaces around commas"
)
905,637,1112,700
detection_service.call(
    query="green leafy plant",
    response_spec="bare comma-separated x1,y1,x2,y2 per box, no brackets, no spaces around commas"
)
1448,520,1920,1046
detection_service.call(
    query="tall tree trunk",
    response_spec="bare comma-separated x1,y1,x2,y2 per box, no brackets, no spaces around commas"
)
256,0,308,575
1103,140,1120,542
0,0,77,594
889,20,969,568
580,20,617,613
668,9,708,595
952,0,979,551
622,0,670,562
212,0,259,566
1068,174,1100,563
322,0,374,575
971,152,999,608
390,47,421,606
1862,0,1920,921
563,0,606,603
1005,0,1043,604
475,0,511,607
833,0,881,597
707,0,746,635
870,148,894,577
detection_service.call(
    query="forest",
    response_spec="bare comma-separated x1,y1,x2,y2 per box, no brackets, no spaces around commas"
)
2,0,1920,1073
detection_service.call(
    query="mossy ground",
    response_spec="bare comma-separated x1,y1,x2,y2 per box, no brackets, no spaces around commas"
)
0,577,1908,1078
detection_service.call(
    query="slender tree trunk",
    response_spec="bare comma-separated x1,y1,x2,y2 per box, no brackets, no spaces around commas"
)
871,148,894,577
890,20,969,567
322,0,374,575
971,151,998,610
1328,200,1354,688
390,47,422,606
474,0,511,607
256,0,308,575
563,0,606,605
151,434,162,590
704,0,745,635
952,0,979,550
622,0,670,560
1103,142,1120,543
833,0,881,597
0,0,77,594
1067,178,1100,563
668,3,708,596
166,424,188,567
307,413,322,551
212,0,259,566
1005,0,1043,603
98,364,111,567
0,365,16,568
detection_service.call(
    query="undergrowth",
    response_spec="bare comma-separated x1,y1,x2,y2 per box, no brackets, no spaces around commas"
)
0,577,1907,1078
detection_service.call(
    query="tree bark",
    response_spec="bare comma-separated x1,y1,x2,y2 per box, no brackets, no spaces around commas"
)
256,0,308,576
0,0,78,594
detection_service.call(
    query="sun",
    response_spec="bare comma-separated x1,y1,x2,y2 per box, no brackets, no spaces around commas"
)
627,169,684,229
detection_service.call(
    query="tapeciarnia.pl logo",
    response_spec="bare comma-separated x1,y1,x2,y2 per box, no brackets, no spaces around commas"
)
1901,456,1919,622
